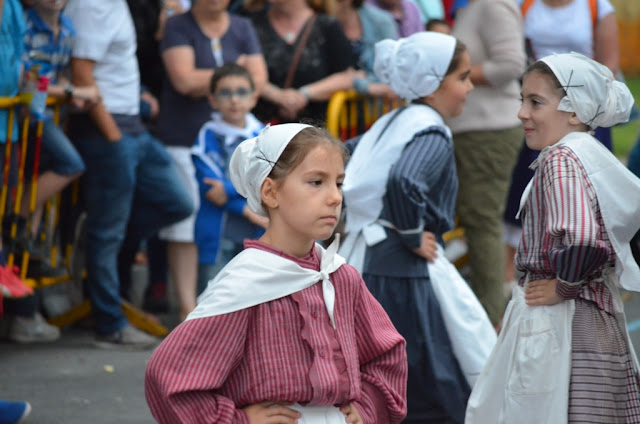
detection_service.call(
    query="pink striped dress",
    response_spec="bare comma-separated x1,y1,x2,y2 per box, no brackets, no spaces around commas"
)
516,145,640,423
145,240,408,424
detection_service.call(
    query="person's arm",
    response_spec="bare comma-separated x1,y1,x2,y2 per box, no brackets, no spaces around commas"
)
298,18,360,101
540,150,610,299
351,275,407,424
162,46,215,98
299,68,365,102
145,313,252,423
0,0,5,25
236,53,268,96
383,129,457,251
71,58,121,142
470,0,526,87
594,12,619,73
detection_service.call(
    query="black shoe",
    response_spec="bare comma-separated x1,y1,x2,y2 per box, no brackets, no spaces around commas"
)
25,257,67,279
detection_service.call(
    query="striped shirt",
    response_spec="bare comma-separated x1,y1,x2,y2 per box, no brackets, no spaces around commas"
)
145,240,407,424
516,145,614,313
23,8,75,83
364,127,458,278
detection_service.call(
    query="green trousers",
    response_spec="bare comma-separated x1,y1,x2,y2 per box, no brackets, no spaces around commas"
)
453,126,523,325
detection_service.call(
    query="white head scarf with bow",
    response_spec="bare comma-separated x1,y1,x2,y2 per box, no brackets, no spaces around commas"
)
229,123,311,217
540,52,635,129
373,31,457,102
193,123,347,327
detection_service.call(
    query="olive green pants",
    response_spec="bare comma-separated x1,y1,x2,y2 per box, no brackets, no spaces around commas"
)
453,126,523,325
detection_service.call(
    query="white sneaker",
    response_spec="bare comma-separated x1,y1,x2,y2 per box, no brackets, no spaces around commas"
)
8,312,61,343
94,325,159,350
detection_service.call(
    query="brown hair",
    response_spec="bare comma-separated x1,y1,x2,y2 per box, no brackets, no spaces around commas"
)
524,61,567,97
445,40,467,76
267,126,348,185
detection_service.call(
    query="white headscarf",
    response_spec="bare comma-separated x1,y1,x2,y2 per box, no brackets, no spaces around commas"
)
229,123,311,217
540,52,635,129
373,31,457,102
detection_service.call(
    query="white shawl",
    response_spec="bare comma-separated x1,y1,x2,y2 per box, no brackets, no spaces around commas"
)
187,236,345,328
339,104,450,272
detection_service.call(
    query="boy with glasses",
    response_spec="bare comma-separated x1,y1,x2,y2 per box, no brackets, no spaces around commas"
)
191,63,267,295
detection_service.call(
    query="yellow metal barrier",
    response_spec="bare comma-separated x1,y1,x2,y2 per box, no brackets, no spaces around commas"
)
326,90,403,141
0,95,168,336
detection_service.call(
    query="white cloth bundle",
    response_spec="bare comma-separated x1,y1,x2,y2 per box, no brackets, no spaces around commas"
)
428,245,496,388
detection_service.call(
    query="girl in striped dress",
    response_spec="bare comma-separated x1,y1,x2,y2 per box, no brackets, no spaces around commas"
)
467,53,640,423
145,124,407,424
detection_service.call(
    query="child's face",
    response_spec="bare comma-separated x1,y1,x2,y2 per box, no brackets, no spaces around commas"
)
268,144,344,247
518,71,577,151
424,51,473,119
33,0,67,12
209,75,257,128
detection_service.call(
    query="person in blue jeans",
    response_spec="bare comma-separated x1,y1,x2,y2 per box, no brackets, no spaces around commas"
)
64,0,193,348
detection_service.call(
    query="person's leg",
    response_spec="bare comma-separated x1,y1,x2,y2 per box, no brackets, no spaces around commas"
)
168,242,198,320
142,234,169,313
20,120,85,237
126,135,194,320
453,126,522,326
69,122,137,336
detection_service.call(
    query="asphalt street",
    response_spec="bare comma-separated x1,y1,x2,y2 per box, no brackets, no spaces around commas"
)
3,269,640,424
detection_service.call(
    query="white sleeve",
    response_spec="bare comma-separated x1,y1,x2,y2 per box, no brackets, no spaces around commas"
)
596,0,615,20
65,0,116,62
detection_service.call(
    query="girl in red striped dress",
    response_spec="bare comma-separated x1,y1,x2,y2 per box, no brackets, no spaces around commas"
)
467,53,640,423
145,124,407,424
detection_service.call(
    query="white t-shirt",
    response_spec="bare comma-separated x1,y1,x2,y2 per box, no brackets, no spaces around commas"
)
518,0,615,60
65,0,140,115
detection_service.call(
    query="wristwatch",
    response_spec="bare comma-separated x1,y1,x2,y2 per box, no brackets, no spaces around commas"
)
64,84,75,101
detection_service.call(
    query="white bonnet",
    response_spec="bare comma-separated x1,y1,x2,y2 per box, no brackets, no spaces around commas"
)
540,52,634,129
373,31,457,102
229,123,311,217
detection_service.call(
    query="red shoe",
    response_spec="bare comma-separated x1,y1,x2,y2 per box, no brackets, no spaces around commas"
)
0,265,33,299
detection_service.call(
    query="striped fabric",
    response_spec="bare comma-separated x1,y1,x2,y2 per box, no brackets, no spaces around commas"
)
516,146,614,313
145,240,407,424
516,145,640,422
569,299,640,423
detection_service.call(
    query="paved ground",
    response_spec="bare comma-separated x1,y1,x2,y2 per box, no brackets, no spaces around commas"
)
3,268,640,424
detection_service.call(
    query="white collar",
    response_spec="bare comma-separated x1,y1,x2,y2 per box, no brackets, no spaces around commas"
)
187,236,346,327
208,112,264,146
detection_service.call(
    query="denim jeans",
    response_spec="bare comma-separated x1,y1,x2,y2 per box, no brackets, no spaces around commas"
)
68,119,193,334
25,119,85,177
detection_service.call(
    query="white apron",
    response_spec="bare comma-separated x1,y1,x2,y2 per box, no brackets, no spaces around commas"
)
339,104,451,272
428,245,497,388
466,132,640,423
465,284,574,424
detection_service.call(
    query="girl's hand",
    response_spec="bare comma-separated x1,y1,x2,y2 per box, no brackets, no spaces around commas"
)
412,231,438,262
243,401,301,424
204,178,228,206
340,403,363,424
525,278,563,306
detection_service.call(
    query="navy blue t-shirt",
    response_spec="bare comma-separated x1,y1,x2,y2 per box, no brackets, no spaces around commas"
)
157,12,262,147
